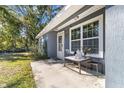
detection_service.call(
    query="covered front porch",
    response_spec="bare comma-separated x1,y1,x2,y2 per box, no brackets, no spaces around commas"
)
38,5,105,74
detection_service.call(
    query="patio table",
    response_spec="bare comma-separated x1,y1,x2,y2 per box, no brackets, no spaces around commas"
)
64,56,91,74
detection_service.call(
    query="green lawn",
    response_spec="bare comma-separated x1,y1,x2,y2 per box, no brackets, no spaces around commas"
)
0,52,36,88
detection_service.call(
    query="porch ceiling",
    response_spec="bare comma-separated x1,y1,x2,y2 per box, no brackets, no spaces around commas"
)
36,5,84,39
36,5,105,39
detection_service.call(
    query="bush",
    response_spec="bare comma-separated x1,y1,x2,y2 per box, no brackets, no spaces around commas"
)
31,45,49,60
32,52,49,60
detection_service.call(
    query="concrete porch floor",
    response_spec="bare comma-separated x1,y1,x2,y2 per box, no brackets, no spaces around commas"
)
31,59,105,88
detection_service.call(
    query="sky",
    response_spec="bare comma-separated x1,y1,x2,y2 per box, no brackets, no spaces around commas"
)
8,5,63,24
7,5,63,37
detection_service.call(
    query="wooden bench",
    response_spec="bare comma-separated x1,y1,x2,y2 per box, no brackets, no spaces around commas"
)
86,62,99,73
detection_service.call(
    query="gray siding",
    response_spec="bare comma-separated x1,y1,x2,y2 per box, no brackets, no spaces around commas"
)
105,5,124,87
47,31,57,58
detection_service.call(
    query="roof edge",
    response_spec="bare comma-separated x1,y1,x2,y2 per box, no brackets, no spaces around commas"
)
36,5,84,39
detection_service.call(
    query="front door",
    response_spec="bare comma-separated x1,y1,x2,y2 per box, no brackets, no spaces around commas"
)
57,31,64,60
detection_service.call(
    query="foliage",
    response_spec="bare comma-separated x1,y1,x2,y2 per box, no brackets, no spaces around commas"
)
32,51,49,60
31,45,49,60
0,6,22,50
0,5,63,52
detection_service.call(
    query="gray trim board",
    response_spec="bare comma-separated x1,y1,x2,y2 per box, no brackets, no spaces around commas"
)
103,8,105,60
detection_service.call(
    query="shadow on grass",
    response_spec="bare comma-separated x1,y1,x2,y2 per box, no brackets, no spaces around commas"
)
0,53,32,62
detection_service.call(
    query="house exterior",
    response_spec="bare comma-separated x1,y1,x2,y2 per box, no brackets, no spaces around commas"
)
36,5,124,87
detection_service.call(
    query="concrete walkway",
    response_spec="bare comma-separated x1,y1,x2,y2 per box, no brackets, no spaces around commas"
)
31,60,105,88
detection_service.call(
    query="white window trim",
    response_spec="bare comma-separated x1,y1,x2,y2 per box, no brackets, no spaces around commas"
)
83,36,99,40
71,39,80,41
69,26,81,53
69,14,103,58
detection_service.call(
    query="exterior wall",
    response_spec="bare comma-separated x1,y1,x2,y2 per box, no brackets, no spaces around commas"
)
64,29,105,73
39,7,105,74
69,15,104,58
105,5,124,87
64,28,70,56
47,31,57,58
62,8,105,74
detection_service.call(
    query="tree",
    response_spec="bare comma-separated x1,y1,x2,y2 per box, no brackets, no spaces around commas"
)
0,5,63,52
0,6,22,51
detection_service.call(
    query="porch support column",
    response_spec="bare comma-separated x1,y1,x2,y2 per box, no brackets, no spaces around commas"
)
105,5,124,88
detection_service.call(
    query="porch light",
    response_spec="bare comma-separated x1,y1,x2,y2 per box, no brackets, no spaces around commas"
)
74,15,79,20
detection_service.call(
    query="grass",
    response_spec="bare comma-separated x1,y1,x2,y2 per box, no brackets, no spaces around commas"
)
0,52,36,88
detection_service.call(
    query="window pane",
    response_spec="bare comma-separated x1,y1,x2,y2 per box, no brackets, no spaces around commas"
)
71,41,80,51
83,40,87,45
58,36,62,43
58,36,62,51
88,30,92,37
83,21,99,38
93,21,99,37
58,43,62,51
88,23,93,38
71,30,74,40
71,27,80,40
83,25,88,38
83,38,99,54
83,32,87,38
88,39,92,45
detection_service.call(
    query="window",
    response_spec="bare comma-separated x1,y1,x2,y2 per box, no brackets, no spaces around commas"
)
70,15,103,57
58,36,62,51
83,21,99,54
83,21,99,38
83,38,99,54
71,27,81,51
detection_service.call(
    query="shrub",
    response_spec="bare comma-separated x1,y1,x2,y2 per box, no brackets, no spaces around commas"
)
31,45,49,60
